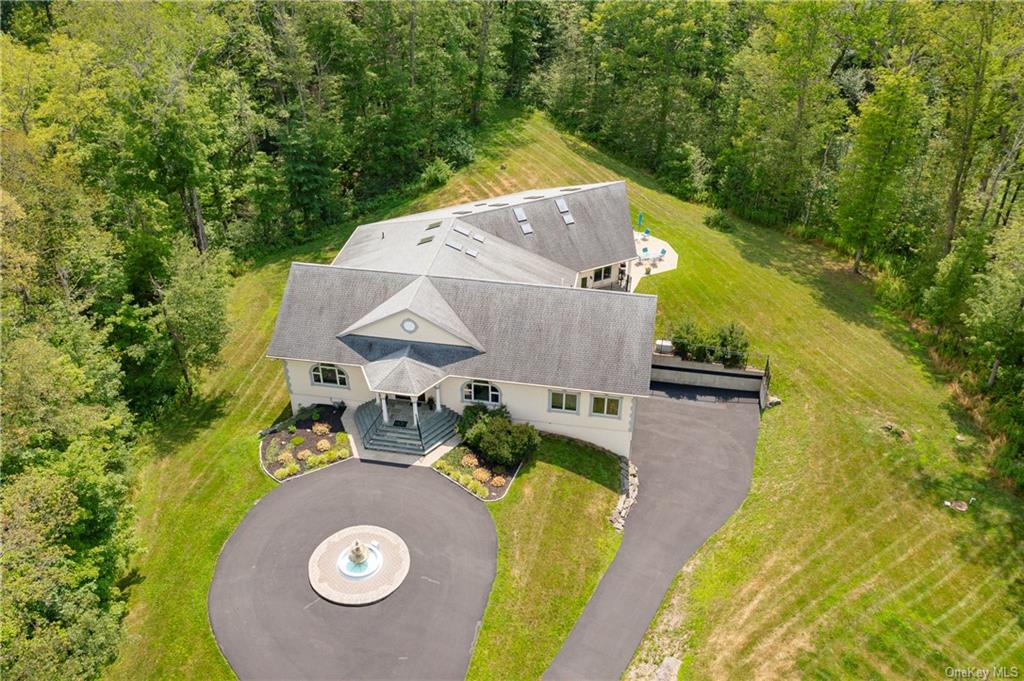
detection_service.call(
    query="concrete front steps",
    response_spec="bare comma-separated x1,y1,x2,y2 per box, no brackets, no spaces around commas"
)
354,400,459,456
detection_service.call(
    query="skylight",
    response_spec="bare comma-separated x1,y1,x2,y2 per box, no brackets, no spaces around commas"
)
472,233,485,243
525,195,544,199
562,212,575,225
555,198,569,213
560,187,581,192
520,222,534,235
426,221,441,230
453,224,471,236
466,248,479,258
445,240,463,251
418,236,434,245
513,207,528,222
474,202,488,207
453,210,472,215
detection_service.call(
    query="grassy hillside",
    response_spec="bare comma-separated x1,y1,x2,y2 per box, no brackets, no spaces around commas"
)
109,111,1022,679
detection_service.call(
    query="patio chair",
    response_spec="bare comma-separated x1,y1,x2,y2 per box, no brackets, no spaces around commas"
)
643,228,651,240
641,246,649,259
659,248,667,260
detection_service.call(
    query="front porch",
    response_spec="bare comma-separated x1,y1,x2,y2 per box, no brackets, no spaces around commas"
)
354,397,459,457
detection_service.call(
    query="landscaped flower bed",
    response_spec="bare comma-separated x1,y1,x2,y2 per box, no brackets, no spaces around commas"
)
260,405,351,480
433,446,519,501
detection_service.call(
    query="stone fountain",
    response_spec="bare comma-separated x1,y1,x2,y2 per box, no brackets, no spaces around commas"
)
308,525,409,605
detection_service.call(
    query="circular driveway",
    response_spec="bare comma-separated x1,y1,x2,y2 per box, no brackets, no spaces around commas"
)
208,461,497,680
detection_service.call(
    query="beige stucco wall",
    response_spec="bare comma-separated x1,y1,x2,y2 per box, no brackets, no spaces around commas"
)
436,377,635,457
281,361,637,457
350,311,473,348
582,261,626,289
283,359,375,414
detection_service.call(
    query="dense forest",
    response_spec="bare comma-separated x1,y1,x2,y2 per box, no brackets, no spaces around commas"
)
1,1,1021,678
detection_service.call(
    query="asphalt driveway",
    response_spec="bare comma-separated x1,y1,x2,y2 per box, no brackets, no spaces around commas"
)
208,461,496,680
546,384,761,680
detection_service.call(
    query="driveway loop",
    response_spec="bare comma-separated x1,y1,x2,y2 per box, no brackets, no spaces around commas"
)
308,525,410,605
209,461,497,681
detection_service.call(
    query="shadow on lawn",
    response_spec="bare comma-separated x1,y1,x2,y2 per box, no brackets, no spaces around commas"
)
148,392,227,456
526,436,622,495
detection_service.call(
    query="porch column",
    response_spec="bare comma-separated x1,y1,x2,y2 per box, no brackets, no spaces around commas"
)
381,396,389,423
413,400,419,427
434,386,441,411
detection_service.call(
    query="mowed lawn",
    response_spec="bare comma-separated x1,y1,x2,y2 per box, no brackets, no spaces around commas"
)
109,111,1023,680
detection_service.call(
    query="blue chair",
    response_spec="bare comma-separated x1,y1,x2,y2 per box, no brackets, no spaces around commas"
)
641,247,649,260
659,248,667,259
643,228,651,240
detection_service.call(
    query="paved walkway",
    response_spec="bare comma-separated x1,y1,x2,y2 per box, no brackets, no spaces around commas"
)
546,384,761,680
209,461,496,680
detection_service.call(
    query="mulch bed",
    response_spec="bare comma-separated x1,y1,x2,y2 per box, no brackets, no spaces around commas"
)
260,405,351,480
432,446,521,501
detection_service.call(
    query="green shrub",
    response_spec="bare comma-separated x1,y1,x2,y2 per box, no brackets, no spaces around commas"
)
315,438,331,452
287,424,297,434
273,462,300,480
311,409,321,420
312,422,330,436
277,451,295,466
465,415,540,467
704,208,736,232
434,460,451,475
713,322,750,368
290,436,304,446
467,479,488,498
306,453,330,469
296,449,312,461
457,405,489,437
460,452,480,468
420,157,453,188
473,467,492,483
491,475,507,488
670,317,709,361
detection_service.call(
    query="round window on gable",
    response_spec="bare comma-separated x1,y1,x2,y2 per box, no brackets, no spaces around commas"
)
401,318,418,333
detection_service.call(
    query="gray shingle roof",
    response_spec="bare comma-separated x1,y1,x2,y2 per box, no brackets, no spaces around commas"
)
347,181,636,276
363,348,447,395
332,217,577,286
267,263,656,396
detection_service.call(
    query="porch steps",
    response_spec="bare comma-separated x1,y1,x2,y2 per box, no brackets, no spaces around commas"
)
355,400,459,456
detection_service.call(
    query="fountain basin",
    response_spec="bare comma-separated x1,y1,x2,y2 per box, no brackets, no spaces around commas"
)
308,525,410,605
337,542,382,579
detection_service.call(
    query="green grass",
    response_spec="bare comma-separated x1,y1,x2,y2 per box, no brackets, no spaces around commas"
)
467,437,622,681
109,110,1023,680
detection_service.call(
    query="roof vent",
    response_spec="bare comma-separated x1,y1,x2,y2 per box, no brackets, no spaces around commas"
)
555,198,569,213
472,233,485,243
520,222,534,235
562,212,575,225
426,221,442,230
525,195,544,200
474,202,488,207
466,248,479,258
453,210,472,215
453,224,471,236
445,240,463,251
513,207,528,222
418,236,434,245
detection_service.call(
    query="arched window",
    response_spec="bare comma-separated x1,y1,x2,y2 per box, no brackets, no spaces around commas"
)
311,363,348,388
462,380,501,405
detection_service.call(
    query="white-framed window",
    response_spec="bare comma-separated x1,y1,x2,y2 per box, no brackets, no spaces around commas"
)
311,363,348,388
591,394,621,418
462,380,501,404
549,390,579,413
593,265,613,282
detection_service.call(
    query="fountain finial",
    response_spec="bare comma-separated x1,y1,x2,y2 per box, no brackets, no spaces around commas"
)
348,540,369,565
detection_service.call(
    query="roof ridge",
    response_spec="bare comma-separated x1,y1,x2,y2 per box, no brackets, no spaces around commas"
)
294,261,657,301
